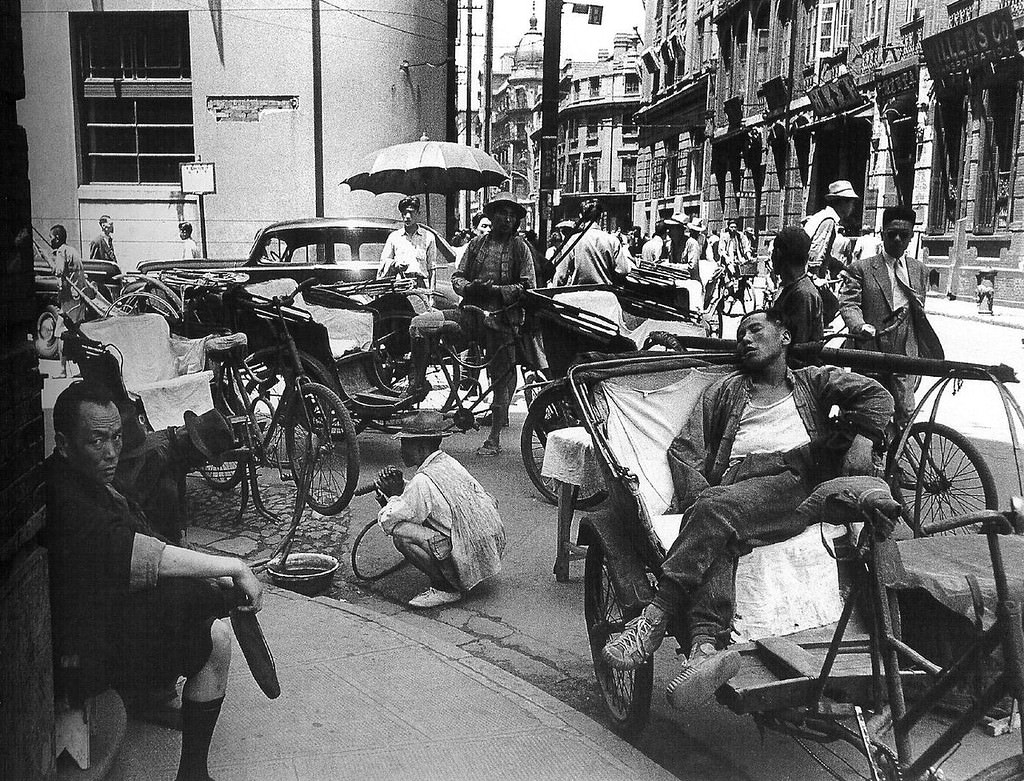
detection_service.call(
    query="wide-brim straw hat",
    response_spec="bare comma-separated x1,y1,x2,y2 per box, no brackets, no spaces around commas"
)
483,192,527,220
825,180,860,200
392,410,453,439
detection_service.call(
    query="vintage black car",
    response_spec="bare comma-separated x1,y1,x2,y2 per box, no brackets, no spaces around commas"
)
137,217,457,290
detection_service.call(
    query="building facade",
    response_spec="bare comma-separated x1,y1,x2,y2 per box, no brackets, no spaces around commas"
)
634,0,717,233
489,13,544,228
555,33,642,230
20,1,454,267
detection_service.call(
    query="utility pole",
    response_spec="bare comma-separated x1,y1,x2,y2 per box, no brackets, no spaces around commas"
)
311,0,324,218
447,0,458,235
482,0,494,201
465,4,474,224
538,0,563,249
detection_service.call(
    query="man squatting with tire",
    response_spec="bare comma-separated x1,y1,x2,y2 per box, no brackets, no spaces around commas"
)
373,410,506,609
407,192,539,457
602,310,903,710
44,381,268,781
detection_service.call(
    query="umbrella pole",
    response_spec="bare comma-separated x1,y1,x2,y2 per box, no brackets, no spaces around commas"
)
425,192,431,226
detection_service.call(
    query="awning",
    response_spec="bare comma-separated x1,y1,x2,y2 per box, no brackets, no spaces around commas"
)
794,102,873,133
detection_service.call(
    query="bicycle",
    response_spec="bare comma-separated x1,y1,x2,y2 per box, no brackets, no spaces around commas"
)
201,278,360,516
703,259,759,337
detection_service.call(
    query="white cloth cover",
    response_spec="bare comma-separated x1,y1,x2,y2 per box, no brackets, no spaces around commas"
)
81,314,213,430
540,426,603,495
599,365,844,640
552,290,703,348
245,279,374,356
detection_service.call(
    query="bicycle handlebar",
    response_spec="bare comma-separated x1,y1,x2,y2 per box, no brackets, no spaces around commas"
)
276,277,318,307
920,510,1012,536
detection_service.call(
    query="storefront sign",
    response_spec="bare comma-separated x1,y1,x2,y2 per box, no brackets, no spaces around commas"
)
808,74,866,117
876,67,918,105
921,8,1018,78
180,161,216,194
539,136,558,191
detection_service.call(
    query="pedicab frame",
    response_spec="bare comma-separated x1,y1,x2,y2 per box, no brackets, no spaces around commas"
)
567,343,1024,780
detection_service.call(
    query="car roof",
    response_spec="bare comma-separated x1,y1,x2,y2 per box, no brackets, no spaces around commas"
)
255,216,454,251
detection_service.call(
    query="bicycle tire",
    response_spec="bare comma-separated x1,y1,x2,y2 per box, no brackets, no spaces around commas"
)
964,756,1024,780
520,384,606,509
200,362,249,490
584,541,653,739
886,421,998,534
107,290,182,323
284,381,360,515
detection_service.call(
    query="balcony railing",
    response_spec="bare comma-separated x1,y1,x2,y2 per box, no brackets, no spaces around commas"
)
561,179,635,195
1000,0,1024,18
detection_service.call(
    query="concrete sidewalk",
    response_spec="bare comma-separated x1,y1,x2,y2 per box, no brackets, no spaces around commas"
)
108,587,675,781
926,292,1024,330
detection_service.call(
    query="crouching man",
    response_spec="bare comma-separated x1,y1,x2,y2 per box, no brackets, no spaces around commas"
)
375,411,506,609
602,311,902,710
44,381,265,781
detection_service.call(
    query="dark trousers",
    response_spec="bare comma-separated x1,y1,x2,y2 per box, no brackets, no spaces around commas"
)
655,462,890,646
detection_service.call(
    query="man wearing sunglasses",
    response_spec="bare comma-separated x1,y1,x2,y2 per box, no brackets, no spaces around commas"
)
838,205,944,425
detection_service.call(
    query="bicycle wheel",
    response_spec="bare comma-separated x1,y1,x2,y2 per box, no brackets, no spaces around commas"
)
584,541,653,739
886,422,998,534
966,756,1024,780
200,363,248,490
520,384,606,509
284,381,360,515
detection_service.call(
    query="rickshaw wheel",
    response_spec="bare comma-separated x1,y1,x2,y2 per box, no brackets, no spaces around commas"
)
583,542,653,739
966,755,1024,780
284,381,360,515
521,384,606,509
200,361,250,490
885,422,997,535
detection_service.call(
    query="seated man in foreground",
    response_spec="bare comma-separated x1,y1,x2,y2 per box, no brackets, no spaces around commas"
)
44,381,265,781
602,311,901,709
374,411,506,608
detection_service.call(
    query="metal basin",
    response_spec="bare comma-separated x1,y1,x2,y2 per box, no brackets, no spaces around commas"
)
267,553,339,595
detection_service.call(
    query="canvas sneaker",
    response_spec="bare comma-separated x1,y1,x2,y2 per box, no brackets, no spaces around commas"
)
408,587,462,609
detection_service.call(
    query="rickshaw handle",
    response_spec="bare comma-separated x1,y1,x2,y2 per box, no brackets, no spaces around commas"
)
919,509,1012,537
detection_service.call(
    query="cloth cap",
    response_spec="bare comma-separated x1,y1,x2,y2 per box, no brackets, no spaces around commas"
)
393,410,452,440
825,180,860,200
183,409,235,466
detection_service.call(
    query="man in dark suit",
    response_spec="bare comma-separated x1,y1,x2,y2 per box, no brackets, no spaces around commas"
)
89,215,119,269
838,205,943,425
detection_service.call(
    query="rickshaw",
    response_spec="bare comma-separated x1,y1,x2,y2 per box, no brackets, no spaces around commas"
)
569,345,1024,779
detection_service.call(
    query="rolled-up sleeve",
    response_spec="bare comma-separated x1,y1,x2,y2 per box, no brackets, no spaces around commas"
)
129,533,166,592
377,474,434,535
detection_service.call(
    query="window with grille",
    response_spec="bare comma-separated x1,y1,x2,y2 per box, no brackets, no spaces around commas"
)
589,77,601,97
625,74,640,95
586,120,599,144
804,3,818,65
754,10,771,93
928,98,966,233
72,11,194,185
621,157,637,191
863,0,880,39
734,19,749,97
818,3,837,58
975,82,1020,234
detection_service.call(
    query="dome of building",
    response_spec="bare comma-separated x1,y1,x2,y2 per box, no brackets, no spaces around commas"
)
513,11,543,69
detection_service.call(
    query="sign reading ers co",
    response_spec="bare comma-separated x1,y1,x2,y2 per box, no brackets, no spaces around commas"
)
921,8,1019,78
180,161,217,195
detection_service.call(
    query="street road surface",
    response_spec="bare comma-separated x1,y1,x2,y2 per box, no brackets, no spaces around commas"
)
338,308,1024,780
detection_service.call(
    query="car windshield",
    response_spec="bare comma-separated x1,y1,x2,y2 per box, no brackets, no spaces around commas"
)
255,228,390,267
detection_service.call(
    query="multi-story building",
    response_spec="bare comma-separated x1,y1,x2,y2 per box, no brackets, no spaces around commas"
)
633,0,717,233
915,0,1024,305
555,33,642,230
489,13,544,227
20,3,454,266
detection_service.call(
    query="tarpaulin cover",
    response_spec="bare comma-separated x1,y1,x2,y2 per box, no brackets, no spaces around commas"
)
887,535,1024,630
245,279,374,356
81,314,213,431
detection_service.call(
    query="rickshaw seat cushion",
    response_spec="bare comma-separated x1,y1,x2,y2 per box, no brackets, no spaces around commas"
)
552,289,704,349
81,314,214,430
887,535,1024,631
653,514,845,641
245,279,373,356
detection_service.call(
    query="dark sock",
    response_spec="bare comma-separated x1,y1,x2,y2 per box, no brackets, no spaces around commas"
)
176,696,223,781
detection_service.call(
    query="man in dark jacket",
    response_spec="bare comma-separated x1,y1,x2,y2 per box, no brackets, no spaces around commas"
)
602,311,899,710
769,225,824,345
45,381,263,781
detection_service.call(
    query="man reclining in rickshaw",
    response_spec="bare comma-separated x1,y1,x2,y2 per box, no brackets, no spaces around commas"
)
603,309,903,709
407,192,538,457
